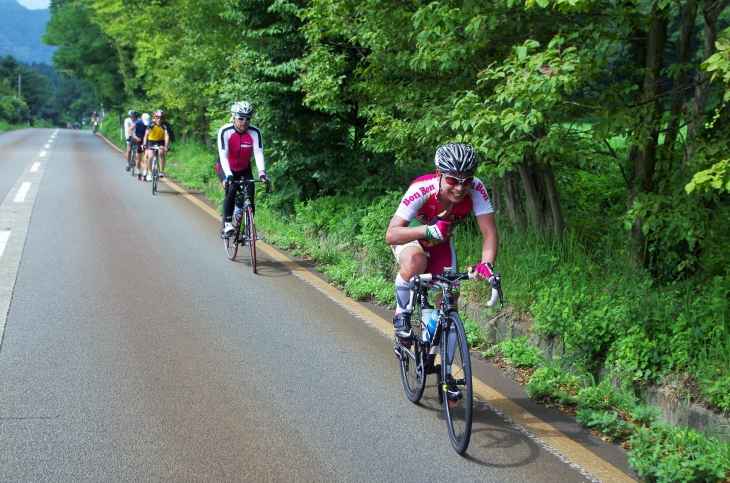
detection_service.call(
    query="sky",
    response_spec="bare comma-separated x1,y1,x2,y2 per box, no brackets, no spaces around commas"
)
17,0,50,9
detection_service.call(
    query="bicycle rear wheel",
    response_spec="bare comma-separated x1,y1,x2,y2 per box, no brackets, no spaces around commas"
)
441,312,473,455
245,206,257,273
152,157,158,194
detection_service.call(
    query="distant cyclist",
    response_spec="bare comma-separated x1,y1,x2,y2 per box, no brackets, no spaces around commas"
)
385,142,498,344
124,110,137,166
215,101,267,236
127,111,146,180
141,110,170,181
91,111,100,133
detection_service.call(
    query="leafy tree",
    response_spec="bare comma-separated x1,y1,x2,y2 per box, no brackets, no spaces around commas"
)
42,0,126,111
0,55,50,124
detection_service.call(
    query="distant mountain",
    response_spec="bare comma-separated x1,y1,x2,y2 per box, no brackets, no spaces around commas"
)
0,0,56,64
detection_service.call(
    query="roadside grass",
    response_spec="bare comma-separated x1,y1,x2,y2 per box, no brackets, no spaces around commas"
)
0,120,29,131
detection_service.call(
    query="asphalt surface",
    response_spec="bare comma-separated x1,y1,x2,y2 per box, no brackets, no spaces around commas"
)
0,128,637,482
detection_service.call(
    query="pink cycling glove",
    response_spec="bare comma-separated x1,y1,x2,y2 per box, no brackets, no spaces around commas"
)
473,263,493,279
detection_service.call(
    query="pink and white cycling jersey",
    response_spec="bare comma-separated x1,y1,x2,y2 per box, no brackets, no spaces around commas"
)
394,174,493,247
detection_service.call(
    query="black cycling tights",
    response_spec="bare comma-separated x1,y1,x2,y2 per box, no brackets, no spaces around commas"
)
223,167,255,223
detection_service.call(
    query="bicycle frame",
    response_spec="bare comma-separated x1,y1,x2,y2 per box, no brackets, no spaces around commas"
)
405,270,468,370
396,267,502,455
221,177,272,270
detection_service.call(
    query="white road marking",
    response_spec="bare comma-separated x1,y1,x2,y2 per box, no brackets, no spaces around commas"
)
0,231,9,259
13,183,31,203
39,151,47,157
31,162,41,173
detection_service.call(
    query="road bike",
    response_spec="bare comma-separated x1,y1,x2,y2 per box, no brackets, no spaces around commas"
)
148,145,165,195
221,177,271,273
394,266,502,455
126,139,137,176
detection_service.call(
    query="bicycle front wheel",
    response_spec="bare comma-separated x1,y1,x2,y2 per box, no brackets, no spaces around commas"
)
224,218,239,261
245,206,257,273
440,311,473,455
130,145,137,176
398,334,427,403
151,157,158,194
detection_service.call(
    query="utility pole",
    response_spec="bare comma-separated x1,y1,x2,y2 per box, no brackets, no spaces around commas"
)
18,74,21,98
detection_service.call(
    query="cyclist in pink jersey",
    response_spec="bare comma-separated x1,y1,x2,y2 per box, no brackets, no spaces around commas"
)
385,143,499,343
216,101,268,236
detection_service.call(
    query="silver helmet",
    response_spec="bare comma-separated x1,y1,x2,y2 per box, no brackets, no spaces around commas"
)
434,143,478,173
231,101,253,116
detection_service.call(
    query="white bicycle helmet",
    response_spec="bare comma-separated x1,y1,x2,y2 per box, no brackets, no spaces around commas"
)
434,143,478,173
128,109,137,117
231,101,253,116
141,113,151,126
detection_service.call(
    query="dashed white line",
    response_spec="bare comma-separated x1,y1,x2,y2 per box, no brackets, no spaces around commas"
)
31,162,41,173
39,151,47,157
0,231,9,259
13,182,31,203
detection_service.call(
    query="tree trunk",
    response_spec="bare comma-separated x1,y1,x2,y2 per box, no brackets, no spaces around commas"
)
504,171,526,230
181,118,189,143
629,5,668,268
686,0,729,151
543,161,565,239
517,160,542,233
491,178,503,218
664,2,697,153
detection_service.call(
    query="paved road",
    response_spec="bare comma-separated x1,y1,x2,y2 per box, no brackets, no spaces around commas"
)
0,128,636,482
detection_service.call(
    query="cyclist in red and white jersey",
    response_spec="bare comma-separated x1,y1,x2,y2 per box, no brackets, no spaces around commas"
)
385,143,499,343
216,101,267,236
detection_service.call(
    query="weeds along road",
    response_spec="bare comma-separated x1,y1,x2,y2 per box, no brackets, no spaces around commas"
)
0,128,636,482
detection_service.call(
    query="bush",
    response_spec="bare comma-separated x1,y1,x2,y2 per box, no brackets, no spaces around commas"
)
576,374,637,412
525,365,580,406
576,408,633,442
628,421,729,482
483,337,544,369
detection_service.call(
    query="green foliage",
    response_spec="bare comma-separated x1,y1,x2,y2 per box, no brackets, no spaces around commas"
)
0,94,24,125
483,337,544,369
628,421,730,483
525,365,580,406
462,317,484,348
575,409,633,442
0,55,52,124
629,405,662,427
576,374,637,412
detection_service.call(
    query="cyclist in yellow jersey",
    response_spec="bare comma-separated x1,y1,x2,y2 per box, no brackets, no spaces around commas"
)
141,110,170,181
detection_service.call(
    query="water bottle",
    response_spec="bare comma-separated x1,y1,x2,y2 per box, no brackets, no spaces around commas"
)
428,309,440,342
420,308,433,342
234,206,242,225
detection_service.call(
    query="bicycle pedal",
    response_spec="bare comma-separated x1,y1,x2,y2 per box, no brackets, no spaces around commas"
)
394,345,404,361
